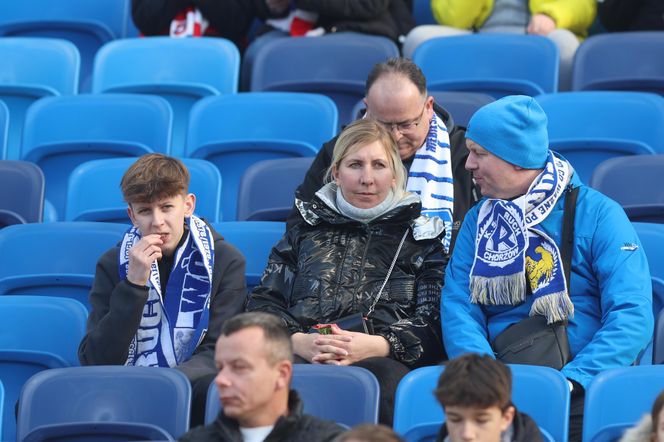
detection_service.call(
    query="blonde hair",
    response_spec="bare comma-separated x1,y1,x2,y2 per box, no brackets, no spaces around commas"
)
326,119,407,196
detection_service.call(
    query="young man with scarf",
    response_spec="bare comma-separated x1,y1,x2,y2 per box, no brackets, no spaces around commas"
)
286,57,478,255
441,95,653,442
78,153,246,424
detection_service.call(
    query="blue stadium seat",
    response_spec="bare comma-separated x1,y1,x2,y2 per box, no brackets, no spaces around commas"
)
572,31,664,95
0,37,79,160
413,34,559,97
632,223,664,283
583,365,664,442
66,157,222,223
211,221,285,291
0,0,133,92
186,93,336,221
17,366,191,441
653,309,664,365
237,157,313,222
0,222,129,308
394,364,570,442
205,364,379,427
536,92,664,183
249,33,398,129
0,100,8,159
590,155,664,223
0,295,88,442
93,36,240,154
0,160,44,226
21,94,172,221
431,91,495,128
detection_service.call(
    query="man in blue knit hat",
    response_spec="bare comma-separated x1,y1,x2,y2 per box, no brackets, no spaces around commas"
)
441,95,653,441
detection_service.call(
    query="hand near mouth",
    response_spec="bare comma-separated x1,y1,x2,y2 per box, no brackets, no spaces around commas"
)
126,234,164,286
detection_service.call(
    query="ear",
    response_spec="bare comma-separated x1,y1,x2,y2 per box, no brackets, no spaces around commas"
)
500,405,516,432
184,193,196,217
275,360,292,391
331,165,339,183
127,205,137,227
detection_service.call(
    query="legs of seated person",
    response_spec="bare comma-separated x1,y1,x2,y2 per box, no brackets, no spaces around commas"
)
546,28,579,91
569,392,585,442
190,372,217,428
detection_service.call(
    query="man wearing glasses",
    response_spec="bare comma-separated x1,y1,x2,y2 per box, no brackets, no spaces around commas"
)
286,57,477,254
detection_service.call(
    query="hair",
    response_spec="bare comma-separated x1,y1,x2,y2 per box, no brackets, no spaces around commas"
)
334,424,405,442
221,312,293,365
652,390,664,435
434,354,512,411
365,57,427,97
120,153,190,204
326,119,407,195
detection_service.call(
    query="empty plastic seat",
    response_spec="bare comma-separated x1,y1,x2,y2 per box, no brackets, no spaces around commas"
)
394,364,570,442
66,157,222,223
17,366,191,441
413,34,559,98
237,157,313,222
583,365,664,442
632,223,664,282
211,221,285,291
93,36,240,153
0,0,133,92
249,33,399,128
0,222,129,308
431,91,495,128
572,31,664,95
186,92,336,221
590,155,664,223
654,309,664,365
0,160,44,227
205,364,380,427
0,100,8,159
21,94,172,221
536,91,664,183
0,295,88,441
0,37,79,160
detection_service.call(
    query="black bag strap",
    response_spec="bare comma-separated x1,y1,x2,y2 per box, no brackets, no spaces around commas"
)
561,185,579,289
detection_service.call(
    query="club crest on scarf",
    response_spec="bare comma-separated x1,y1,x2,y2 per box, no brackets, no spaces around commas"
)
470,152,574,323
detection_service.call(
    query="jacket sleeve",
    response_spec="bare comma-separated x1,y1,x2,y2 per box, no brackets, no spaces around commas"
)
431,0,490,29
561,198,653,388
178,240,247,382
597,0,644,32
131,0,192,35
78,248,149,365
531,0,596,37
440,206,495,358
380,240,448,368
295,0,389,19
286,137,336,230
245,231,305,333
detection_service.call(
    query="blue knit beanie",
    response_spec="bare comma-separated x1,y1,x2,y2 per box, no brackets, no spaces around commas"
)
466,95,549,169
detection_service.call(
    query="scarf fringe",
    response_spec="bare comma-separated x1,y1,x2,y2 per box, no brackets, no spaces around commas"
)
530,290,575,324
470,274,526,305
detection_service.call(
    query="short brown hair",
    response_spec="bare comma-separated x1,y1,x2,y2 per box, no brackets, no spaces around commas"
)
435,354,512,411
221,312,293,365
334,424,404,442
120,153,190,204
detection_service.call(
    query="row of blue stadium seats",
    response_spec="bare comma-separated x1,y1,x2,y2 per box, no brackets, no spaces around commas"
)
1,90,664,222
2,305,663,442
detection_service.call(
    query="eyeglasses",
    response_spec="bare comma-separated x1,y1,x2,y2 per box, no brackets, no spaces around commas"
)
374,102,427,134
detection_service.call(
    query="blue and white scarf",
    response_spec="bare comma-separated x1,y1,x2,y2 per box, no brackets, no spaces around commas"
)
406,113,454,253
470,152,574,323
119,215,214,367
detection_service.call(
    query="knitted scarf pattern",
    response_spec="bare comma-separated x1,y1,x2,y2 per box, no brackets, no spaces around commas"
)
470,152,574,323
119,215,214,367
170,7,209,37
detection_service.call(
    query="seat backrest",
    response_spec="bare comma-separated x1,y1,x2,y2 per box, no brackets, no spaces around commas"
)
0,295,88,442
654,308,664,365
0,160,44,225
431,91,495,128
583,365,664,442
187,93,336,220
413,34,558,98
237,157,313,222
16,366,191,441
536,91,664,183
93,36,240,152
0,0,132,92
0,37,80,160
249,33,398,128
0,100,8,159
66,157,222,223
211,221,285,291
572,31,664,94
205,365,379,426
394,364,570,442
632,222,664,282
0,222,128,307
21,94,172,220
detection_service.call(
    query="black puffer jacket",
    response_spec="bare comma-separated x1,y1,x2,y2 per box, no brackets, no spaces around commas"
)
248,188,447,368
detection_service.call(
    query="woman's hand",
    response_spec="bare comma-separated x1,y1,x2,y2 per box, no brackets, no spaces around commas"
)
527,13,557,35
312,328,390,365
291,332,352,364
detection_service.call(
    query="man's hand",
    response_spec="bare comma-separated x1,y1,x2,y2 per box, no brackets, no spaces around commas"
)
527,13,556,35
126,234,163,286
